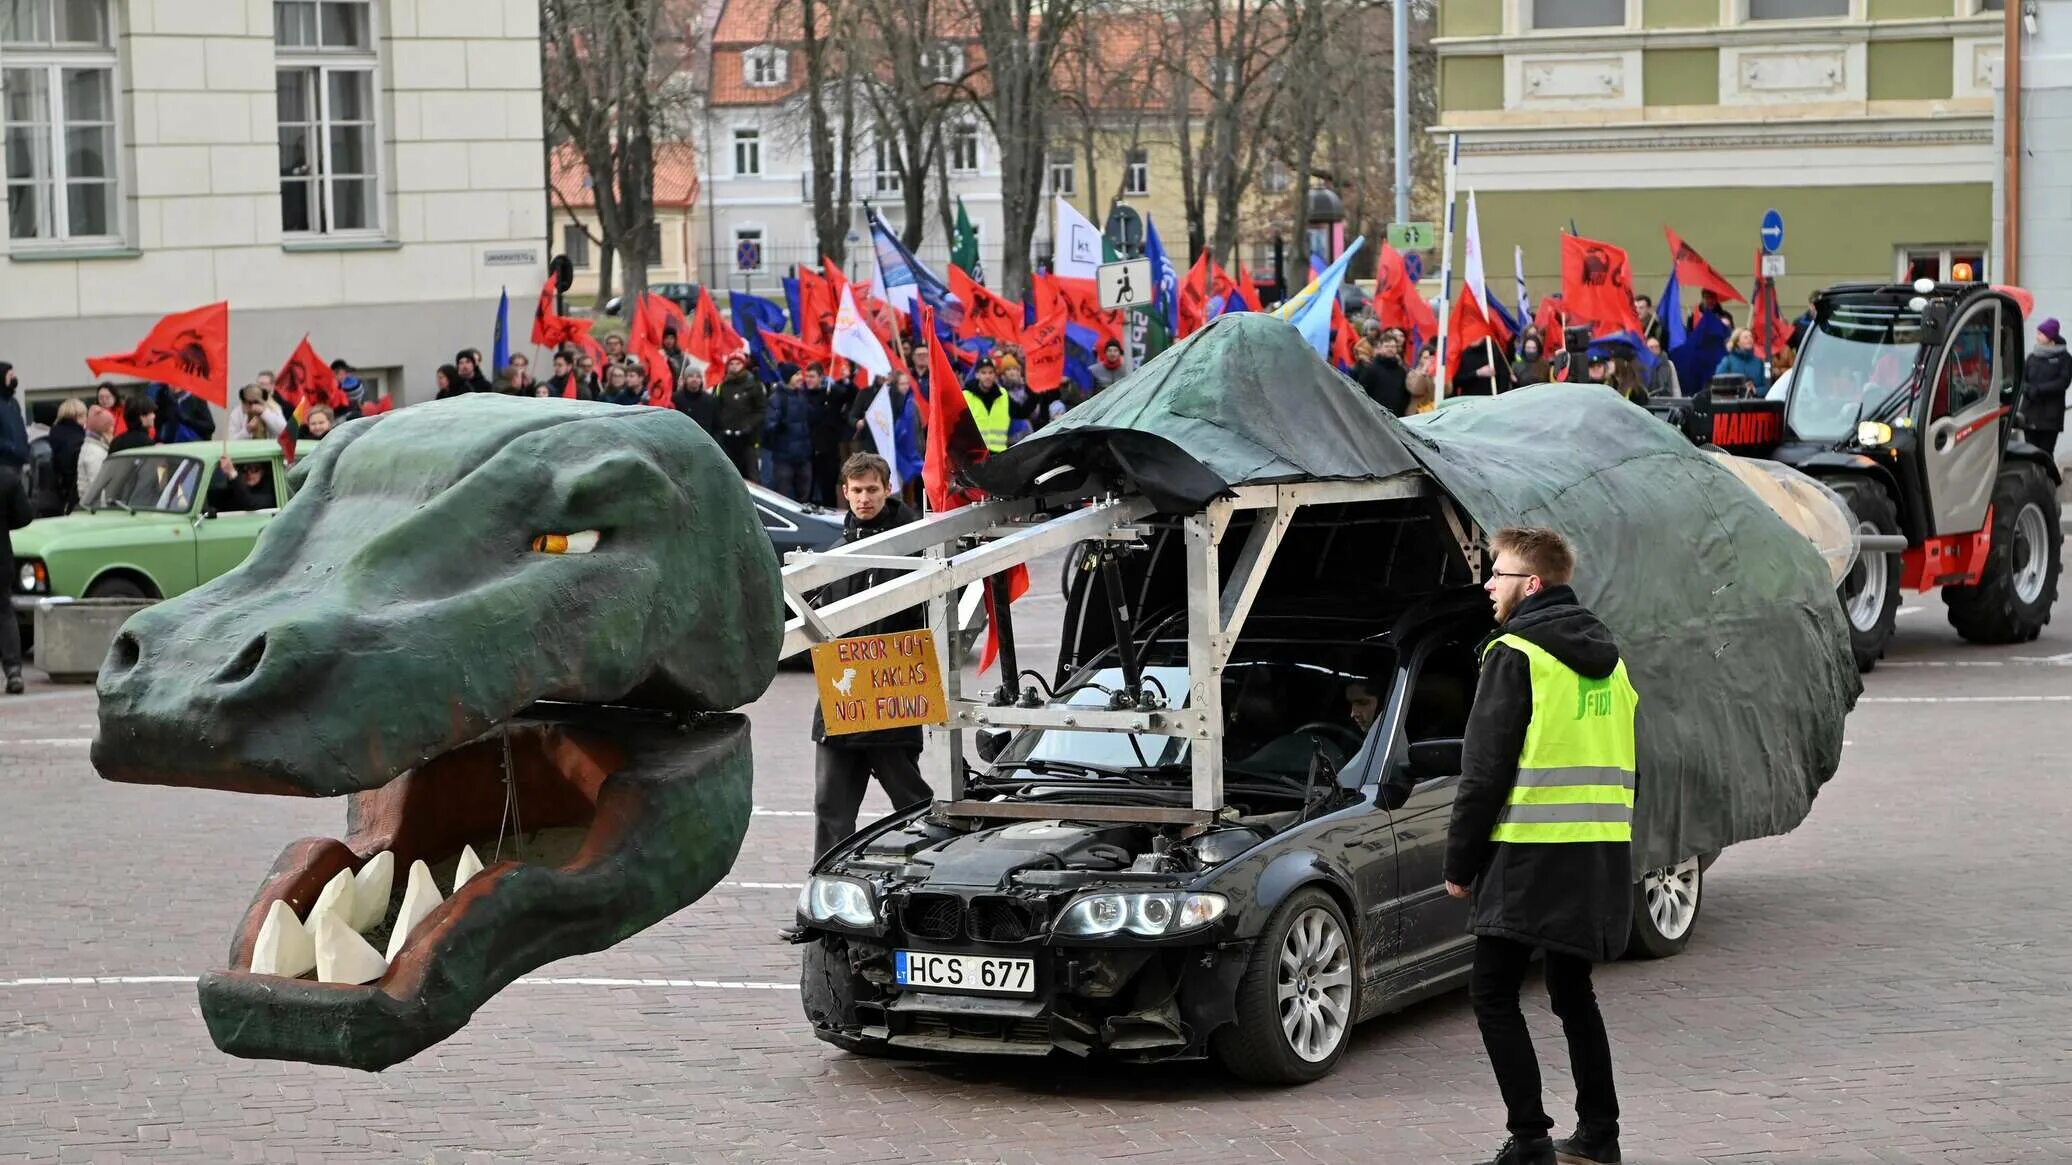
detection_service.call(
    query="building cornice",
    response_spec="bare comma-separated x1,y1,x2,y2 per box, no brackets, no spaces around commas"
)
1433,119,1992,153
1436,16,2001,56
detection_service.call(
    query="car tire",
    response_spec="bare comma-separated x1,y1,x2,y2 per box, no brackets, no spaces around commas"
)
1828,479,1901,672
1943,461,2061,645
1213,887,1357,1085
1625,854,1706,960
799,936,896,1058
84,576,154,600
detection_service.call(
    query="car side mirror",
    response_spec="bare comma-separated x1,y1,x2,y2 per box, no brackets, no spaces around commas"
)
975,729,1010,763
1407,737,1464,782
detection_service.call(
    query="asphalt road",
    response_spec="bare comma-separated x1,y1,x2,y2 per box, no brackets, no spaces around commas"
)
3,587,2070,1163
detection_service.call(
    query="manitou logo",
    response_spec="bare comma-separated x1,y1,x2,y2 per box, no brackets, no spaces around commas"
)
1710,408,1784,450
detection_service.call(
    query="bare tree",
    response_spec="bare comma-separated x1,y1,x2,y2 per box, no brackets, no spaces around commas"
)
543,0,694,307
771,0,861,266
966,0,1087,297
1149,0,1295,264
853,0,973,250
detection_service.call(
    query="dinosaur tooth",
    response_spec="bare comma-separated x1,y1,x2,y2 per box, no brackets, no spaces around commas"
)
313,909,389,985
452,844,484,891
309,867,357,933
350,851,395,932
385,860,444,962
250,900,315,978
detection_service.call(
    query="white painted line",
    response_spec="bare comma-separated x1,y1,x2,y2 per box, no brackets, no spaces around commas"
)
1859,695,2072,704
0,737,93,746
0,974,798,991
753,808,813,817
1898,606,1923,616
721,880,805,890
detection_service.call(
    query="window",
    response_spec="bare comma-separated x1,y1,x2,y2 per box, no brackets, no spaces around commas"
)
1528,0,1625,29
1898,246,1988,284
733,127,761,177
1747,0,1845,19
275,0,380,236
874,139,901,194
1263,159,1291,194
922,43,963,83
1123,148,1149,196
563,224,590,269
3,0,119,244
1932,308,1995,420
642,221,662,264
1978,0,2004,9
949,123,979,173
1047,149,1074,197
743,45,786,87
734,225,765,273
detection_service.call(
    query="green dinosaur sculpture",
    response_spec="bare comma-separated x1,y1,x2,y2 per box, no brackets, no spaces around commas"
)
92,396,783,1071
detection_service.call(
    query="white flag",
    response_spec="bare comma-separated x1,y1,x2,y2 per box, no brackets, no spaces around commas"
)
830,284,891,378
1053,195,1103,280
1464,188,1488,315
864,383,901,491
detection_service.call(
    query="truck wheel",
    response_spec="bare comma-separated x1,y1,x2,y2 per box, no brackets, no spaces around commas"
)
1213,887,1357,1084
1944,461,2062,644
1829,480,1901,672
800,937,895,1057
1625,855,1705,960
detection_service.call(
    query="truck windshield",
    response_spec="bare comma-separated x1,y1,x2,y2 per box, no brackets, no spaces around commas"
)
1786,302,1927,442
83,456,202,514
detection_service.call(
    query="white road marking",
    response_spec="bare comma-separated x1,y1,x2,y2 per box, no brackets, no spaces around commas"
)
0,737,93,745
0,975,799,991
1898,606,1924,616
753,808,813,817
1859,695,2072,704
722,880,804,890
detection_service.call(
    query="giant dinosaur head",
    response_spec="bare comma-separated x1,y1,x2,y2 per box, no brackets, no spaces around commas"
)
92,396,783,1070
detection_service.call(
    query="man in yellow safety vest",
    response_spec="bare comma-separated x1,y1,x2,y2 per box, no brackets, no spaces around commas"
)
962,359,1014,453
1446,526,1636,1165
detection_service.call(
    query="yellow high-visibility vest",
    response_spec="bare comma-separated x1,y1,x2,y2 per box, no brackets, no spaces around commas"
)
1483,633,1638,845
966,390,1011,453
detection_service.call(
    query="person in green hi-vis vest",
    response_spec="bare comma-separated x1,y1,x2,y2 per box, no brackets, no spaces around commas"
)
1445,527,1636,1165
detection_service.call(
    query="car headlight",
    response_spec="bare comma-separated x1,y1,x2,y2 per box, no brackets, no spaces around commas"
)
16,560,47,594
1054,892,1227,938
1857,421,1893,448
798,876,876,927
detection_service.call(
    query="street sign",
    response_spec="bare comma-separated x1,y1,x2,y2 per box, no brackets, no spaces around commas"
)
1104,203,1143,254
1760,209,1785,254
483,247,539,268
1097,257,1154,311
811,630,949,737
1387,222,1438,251
736,238,763,272
1761,253,1786,279
1403,251,1425,282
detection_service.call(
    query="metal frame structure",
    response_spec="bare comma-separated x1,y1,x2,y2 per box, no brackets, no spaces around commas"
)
779,474,1442,827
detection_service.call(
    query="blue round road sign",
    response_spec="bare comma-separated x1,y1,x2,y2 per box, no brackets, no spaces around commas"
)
1404,251,1425,281
736,238,763,271
1760,209,1785,254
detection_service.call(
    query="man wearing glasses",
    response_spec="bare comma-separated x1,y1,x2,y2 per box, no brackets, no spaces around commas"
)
1447,527,1637,1165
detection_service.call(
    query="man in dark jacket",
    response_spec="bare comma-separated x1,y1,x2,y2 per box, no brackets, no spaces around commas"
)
715,355,769,479
809,452,934,859
0,362,28,693
673,355,724,439
1446,526,1636,1165
765,370,819,501
1355,329,1411,413
2019,318,2071,466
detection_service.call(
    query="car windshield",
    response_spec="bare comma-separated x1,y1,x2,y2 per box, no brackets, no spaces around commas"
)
1786,301,1928,442
83,455,202,514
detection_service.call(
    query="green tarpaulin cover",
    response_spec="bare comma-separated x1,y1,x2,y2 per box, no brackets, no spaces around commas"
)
972,313,1860,869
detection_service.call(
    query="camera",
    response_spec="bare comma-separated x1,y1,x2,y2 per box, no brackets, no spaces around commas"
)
1562,325,1596,383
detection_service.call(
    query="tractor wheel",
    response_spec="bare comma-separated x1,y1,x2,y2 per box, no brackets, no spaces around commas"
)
1829,479,1902,672
1944,461,2062,644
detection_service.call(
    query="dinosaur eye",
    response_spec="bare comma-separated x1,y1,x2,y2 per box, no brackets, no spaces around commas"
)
531,530,601,555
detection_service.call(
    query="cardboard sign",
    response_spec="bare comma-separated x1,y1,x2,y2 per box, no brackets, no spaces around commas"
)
811,630,949,736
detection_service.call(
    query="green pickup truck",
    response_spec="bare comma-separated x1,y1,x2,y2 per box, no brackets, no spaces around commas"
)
10,440,299,652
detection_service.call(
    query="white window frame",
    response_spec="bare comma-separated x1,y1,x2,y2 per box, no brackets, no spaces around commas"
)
744,45,787,87
948,123,980,174
733,127,762,177
274,0,385,239
1511,0,1637,33
1123,148,1149,197
1262,158,1291,194
1896,245,1989,284
733,223,767,273
924,43,963,83
1046,149,1075,197
873,138,901,194
563,223,591,270
1728,0,1860,23
2,0,124,248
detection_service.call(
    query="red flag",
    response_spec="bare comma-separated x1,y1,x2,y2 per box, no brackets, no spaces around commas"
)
1559,234,1643,337
1178,254,1209,337
1048,276,1121,349
530,278,560,346
1664,228,1746,305
1445,292,1512,387
1535,294,1566,339
1234,262,1264,313
977,564,1031,675
1021,309,1069,393
1330,298,1357,370
858,293,911,376
360,394,395,416
921,304,987,513
950,265,1023,347
273,335,346,413
86,302,230,406
626,293,674,408
758,328,833,371
1374,244,1438,344
683,290,744,388
796,268,835,348
1749,248,1789,360
278,427,297,468
1209,262,1240,314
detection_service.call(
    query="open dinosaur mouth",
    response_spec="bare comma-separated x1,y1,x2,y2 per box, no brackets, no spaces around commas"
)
175,706,754,1072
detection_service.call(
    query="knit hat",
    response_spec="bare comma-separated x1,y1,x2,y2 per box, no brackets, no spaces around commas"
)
2041,318,2062,344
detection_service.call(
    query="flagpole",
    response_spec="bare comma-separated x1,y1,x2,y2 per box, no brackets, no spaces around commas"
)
1435,132,1460,403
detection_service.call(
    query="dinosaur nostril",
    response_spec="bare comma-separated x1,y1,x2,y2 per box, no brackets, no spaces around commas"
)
219,634,267,686
107,632,141,675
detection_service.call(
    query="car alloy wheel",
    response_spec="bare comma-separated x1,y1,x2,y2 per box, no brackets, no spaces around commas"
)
1275,905,1353,1063
1642,856,1701,942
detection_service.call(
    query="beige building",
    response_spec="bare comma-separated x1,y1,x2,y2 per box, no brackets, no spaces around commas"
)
551,144,702,303
1,0,549,413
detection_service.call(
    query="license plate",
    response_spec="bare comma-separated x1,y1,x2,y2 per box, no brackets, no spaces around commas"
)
894,950,1035,995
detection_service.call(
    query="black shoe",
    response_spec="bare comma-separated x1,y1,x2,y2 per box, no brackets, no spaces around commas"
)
3,672,22,696
1553,1128,1622,1163
1489,1135,1557,1165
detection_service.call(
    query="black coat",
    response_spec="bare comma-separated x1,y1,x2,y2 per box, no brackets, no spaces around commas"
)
2018,342,2072,432
1444,586,1635,962
673,386,721,438
810,498,926,750
1353,357,1409,414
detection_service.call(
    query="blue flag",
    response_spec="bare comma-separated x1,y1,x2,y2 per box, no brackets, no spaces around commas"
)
731,293,790,380
492,287,510,376
783,276,803,336
1659,271,1688,350
1275,238,1366,357
1144,216,1179,336
866,206,962,327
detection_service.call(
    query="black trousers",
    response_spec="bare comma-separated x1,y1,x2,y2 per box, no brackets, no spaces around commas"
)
722,431,760,481
813,744,930,861
0,525,22,676
2027,427,2060,463
1469,935,1619,1141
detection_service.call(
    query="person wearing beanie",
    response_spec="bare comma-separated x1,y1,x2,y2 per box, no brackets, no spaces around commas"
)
2019,317,2072,466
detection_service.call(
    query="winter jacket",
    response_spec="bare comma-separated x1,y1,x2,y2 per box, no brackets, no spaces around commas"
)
1712,350,1769,391
715,369,768,435
2018,341,2072,432
0,384,26,470
152,386,215,444
1450,349,1514,397
75,434,108,506
673,385,721,439
811,498,926,750
1352,357,1409,414
811,383,854,456
1444,585,1636,962
764,385,818,463
45,419,83,506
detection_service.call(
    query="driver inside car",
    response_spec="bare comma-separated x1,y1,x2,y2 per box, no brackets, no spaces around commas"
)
1345,678,1381,735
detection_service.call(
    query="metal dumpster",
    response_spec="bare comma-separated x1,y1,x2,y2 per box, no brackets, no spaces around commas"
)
31,598,153,684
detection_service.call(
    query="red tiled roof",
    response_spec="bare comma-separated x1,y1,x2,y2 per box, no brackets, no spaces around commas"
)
551,143,701,209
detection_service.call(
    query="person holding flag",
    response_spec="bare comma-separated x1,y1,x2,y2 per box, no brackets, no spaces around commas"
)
1447,191,1514,397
